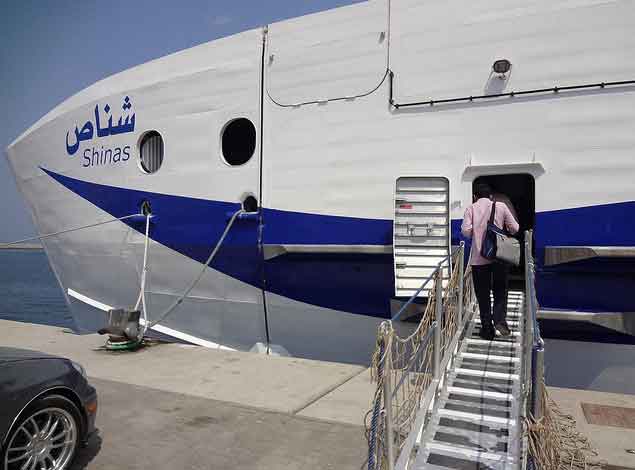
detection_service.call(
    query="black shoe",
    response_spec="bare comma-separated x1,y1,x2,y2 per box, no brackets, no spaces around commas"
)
495,321,511,337
479,325,495,341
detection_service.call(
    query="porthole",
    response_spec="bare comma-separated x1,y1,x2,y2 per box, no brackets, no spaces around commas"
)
221,118,256,166
139,131,164,174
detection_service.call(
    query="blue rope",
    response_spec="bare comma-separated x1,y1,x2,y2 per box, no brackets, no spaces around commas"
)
368,338,386,470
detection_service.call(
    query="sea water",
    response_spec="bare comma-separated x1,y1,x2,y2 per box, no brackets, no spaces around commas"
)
0,249,73,328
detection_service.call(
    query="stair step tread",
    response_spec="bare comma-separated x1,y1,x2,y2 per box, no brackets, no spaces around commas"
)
426,441,516,465
422,452,502,470
455,368,519,381
451,378,514,395
446,392,512,408
466,338,518,347
460,352,520,363
447,386,514,401
438,408,516,427
443,400,512,419
434,425,509,451
458,360,517,374
436,416,510,437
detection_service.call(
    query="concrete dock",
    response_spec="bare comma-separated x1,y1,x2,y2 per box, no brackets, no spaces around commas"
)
1,319,634,469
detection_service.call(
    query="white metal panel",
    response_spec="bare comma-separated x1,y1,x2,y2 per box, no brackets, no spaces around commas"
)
394,177,450,298
266,0,387,105
391,0,635,102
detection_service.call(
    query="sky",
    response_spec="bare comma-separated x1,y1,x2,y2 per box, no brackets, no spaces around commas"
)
0,0,362,242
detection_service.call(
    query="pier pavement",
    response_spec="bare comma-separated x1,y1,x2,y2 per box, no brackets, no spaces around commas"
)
0,319,633,469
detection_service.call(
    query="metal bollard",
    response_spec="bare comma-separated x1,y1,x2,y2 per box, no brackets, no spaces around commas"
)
433,272,443,381
457,242,465,328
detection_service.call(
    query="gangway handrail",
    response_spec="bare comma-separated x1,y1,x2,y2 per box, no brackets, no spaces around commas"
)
519,229,545,470
368,242,475,470
368,231,546,470
391,247,459,322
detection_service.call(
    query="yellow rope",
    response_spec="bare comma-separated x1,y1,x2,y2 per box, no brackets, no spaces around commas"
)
524,381,604,470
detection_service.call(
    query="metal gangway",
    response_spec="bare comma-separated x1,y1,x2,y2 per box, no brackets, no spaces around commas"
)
367,231,544,470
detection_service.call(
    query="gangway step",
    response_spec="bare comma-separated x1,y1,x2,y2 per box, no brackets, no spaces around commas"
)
465,345,516,358
422,453,501,470
437,417,510,438
424,441,517,469
455,368,519,381
410,290,524,470
443,401,512,420
437,408,516,427
474,318,520,327
459,360,517,375
446,392,511,408
446,386,514,402
451,379,514,397
460,352,519,363
434,425,509,452
470,328,521,339
465,338,518,347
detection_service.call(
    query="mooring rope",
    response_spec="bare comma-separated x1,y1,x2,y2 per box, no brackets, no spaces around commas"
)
524,380,604,470
366,334,388,470
134,213,152,338
2,206,246,336
0,213,143,247
147,208,244,329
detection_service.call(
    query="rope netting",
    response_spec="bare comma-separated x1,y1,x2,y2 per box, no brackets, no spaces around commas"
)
524,381,603,470
366,248,475,470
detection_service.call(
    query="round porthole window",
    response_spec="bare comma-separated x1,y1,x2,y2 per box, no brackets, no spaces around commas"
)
139,131,164,174
221,118,256,166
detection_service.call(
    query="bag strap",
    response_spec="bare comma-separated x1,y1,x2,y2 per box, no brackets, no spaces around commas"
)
488,197,496,224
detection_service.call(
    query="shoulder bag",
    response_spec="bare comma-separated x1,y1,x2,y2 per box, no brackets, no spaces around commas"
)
480,199,521,266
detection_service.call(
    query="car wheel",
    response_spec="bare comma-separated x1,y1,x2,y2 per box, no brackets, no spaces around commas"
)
2,394,81,470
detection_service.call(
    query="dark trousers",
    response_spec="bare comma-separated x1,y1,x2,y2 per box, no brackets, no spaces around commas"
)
472,263,509,327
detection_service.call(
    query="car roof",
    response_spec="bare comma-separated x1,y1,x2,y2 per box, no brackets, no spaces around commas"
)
0,347,60,364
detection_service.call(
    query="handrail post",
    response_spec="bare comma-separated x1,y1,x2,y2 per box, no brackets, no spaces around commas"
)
531,339,545,420
523,231,532,416
383,337,395,470
457,242,465,328
433,272,443,381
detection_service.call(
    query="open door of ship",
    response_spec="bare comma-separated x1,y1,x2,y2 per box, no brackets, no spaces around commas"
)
473,174,535,289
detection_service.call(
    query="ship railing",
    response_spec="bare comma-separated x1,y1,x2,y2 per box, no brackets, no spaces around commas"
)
366,241,478,470
519,230,545,469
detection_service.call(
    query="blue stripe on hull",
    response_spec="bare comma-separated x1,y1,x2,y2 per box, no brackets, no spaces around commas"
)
42,168,634,317
535,203,635,312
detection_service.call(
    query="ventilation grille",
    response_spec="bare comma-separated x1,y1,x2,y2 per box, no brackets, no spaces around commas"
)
140,132,164,174
394,177,450,298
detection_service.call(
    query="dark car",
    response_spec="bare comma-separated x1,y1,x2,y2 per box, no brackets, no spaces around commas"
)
0,347,97,470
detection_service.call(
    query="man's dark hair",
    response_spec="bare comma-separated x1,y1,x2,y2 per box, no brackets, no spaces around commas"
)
474,182,493,199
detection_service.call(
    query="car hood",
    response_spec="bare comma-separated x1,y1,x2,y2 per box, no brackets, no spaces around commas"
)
0,347,59,363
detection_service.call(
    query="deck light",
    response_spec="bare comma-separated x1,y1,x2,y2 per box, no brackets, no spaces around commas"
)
492,59,512,76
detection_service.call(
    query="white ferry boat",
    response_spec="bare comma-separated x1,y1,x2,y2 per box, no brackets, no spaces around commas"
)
7,0,635,363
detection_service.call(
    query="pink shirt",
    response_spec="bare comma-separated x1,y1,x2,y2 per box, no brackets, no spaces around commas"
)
461,198,519,266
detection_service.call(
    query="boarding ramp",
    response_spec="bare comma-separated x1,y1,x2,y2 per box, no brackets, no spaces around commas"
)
366,232,545,470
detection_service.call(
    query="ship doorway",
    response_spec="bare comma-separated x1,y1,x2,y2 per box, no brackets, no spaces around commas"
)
472,174,535,288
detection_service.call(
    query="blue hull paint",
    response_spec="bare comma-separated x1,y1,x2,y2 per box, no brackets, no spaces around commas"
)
42,168,395,316
535,203,635,312
43,168,634,317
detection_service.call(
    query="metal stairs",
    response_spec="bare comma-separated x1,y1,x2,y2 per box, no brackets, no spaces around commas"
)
413,291,525,470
